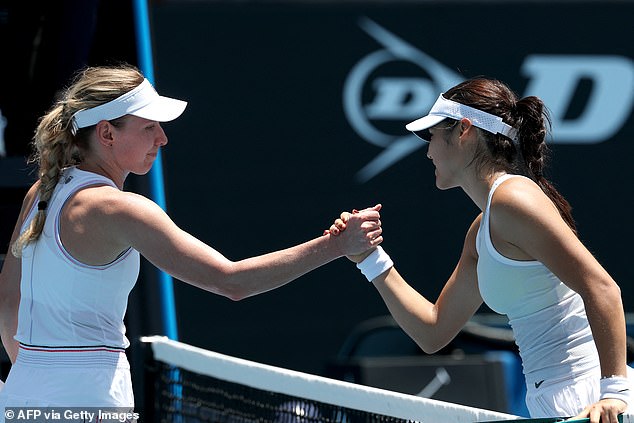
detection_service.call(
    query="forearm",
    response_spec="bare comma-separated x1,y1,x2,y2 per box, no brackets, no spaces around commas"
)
152,230,344,301
0,274,19,363
222,234,343,300
158,209,381,300
0,308,18,363
584,284,628,377
369,245,483,354
373,267,446,353
0,253,22,363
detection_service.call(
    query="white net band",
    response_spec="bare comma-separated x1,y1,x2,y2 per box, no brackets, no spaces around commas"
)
142,335,522,422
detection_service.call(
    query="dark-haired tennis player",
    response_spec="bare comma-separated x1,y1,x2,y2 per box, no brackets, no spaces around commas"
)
333,78,631,423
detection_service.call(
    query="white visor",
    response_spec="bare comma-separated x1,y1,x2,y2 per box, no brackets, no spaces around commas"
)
405,93,518,142
70,79,187,135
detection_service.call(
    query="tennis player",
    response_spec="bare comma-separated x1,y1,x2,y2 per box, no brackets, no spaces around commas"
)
0,64,383,408
333,78,631,423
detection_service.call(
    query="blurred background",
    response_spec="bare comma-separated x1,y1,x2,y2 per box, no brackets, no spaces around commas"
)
0,0,632,418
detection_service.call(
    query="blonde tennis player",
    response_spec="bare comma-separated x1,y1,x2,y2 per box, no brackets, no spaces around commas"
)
0,64,383,408
332,78,631,423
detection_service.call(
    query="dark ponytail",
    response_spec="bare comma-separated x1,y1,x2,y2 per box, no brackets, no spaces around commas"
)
514,96,577,235
445,78,577,235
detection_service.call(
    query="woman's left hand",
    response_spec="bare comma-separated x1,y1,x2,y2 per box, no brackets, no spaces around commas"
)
572,398,626,423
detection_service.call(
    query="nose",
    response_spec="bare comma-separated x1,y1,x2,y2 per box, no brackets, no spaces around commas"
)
156,124,168,146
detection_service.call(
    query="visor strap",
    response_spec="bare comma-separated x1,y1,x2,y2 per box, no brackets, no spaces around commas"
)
430,94,519,142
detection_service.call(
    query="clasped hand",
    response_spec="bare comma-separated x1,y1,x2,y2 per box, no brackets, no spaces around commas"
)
324,204,383,262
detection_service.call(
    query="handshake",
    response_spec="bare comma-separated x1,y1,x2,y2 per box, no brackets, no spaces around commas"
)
323,204,393,282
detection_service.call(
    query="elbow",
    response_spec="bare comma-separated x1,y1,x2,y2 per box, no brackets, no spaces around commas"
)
607,282,623,307
577,277,623,312
213,280,250,302
224,290,249,302
418,340,446,355
422,345,440,354
589,277,621,302
407,328,449,354
212,265,252,302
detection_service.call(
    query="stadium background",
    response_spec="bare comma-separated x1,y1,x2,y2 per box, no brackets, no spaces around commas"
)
0,0,632,417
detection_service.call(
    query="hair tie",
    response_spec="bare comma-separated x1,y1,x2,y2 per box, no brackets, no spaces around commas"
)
37,201,48,211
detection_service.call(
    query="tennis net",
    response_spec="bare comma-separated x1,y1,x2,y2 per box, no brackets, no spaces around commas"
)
141,336,521,422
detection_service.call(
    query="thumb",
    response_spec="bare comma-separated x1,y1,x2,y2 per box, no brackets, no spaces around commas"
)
354,204,382,214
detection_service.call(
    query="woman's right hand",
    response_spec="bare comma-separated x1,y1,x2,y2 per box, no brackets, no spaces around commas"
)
326,205,383,262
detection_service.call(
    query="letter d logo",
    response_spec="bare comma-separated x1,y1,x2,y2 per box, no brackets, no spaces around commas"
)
522,55,634,144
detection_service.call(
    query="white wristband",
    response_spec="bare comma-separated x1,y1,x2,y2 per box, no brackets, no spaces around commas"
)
356,246,394,282
600,376,631,405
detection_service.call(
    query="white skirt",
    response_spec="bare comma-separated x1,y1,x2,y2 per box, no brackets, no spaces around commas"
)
0,344,134,413
525,366,634,418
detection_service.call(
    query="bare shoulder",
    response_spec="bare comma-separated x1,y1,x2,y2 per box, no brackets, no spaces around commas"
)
489,176,572,252
489,176,559,223
68,185,162,221
66,184,172,242
61,185,170,263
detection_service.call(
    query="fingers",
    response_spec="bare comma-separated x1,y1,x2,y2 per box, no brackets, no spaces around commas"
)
570,405,590,422
572,400,626,423
370,234,383,247
367,227,383,245
354,204,382,213
327,217,349,236
362,218,381,229
327,205,383,236
349,209,380,224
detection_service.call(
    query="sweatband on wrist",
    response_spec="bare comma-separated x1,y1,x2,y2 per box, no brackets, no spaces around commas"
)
600,376,631,405
356,246,393,282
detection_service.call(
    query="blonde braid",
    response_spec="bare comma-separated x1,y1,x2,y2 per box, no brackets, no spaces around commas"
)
11,102,78,257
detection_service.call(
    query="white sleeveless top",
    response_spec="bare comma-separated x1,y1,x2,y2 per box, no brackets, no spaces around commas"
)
476,174,599,385
15,167,140,349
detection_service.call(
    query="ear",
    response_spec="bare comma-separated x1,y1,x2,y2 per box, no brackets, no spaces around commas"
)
95,120,115,147
458,118,478,142
459,118,473,136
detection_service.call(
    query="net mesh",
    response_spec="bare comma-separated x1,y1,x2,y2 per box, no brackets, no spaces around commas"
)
142,336,521,423
154,363,414,422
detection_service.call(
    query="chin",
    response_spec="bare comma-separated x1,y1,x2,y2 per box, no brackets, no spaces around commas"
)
132,166,153,176
434,177,456,191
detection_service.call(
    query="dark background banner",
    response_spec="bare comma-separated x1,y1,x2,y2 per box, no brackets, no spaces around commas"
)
150,1,634,375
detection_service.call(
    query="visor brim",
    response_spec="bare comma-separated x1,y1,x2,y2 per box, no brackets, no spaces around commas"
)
405,114,448,141
131,96,188,123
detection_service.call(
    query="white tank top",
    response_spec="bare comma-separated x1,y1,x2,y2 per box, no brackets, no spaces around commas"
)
476,174,599,385
16,167,140,348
